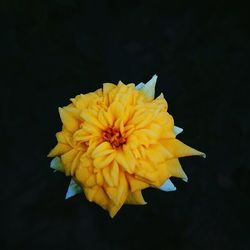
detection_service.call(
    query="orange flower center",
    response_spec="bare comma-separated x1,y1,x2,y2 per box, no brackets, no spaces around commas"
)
102,127,127,149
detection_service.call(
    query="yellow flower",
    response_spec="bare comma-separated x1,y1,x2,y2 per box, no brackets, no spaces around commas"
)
48,75,205,217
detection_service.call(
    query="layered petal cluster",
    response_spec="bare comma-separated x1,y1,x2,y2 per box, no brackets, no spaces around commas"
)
48,76,205,217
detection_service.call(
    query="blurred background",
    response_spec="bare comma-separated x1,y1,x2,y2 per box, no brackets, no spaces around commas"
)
1,0,249,249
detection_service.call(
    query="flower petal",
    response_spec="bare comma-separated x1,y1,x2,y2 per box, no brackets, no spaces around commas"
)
65,178,82,199
93,153,116,169
47,143,71,157
102,166,115,186
59,107,79,132
61,149,79,175
91,142,112,158
126,174,149,192
83,185,99,202
166,159,188,182
90,186,110,210
80,110,105,130
75,165,92,186
70,150,82,175
159,179,176,192
125,191,147,205
110,161,119,186
115,150,134,173
103,83,116,95
161,138,206,158
108,171,129,218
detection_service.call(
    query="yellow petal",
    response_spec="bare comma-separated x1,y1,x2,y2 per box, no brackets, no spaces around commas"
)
102,110,114,127
91,186,109,210
115,150,134,173
125,191,147,205
165,159,188,181
75,165,92,185
102,166,114,186
135,113,154,129
76,123,100,137
73,129,88,141
80,153,92,168
97,110,109,128
85,175,96,187
153,93,168,111
126,174,149,192
123,145,136,172
80,110,105,130
161,139,206,158
70,150,82,176
92,148,115,159
93,153,116,169
126,134,139,149
59,107,79,132
110,161,119,186
95,88,103,96
147,144,170,164
91,142,112,158
132,130,149,147
105,186,118,204
47,143,71,157
55,131,70,144
107,171,129,218
83,185,99,201
63,106,81,119
61,149,79,175
152,162,171,187
86,140,99,156
109,101,124,119
135,163,159,184
96,171,104,186
103,83,116,95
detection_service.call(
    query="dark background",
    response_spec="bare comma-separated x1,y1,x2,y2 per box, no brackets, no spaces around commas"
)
1,0,249,249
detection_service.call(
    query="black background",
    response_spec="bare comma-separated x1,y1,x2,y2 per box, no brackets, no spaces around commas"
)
1,0,249,249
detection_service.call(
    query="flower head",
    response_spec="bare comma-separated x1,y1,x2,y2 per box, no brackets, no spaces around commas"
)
48,75,205,217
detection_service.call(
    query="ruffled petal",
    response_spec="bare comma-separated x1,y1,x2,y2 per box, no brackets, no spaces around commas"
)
125,191,147,205
47,143,71,157
165,159,188,182
161,138,206,158
107,171,129,218
59,107,79,132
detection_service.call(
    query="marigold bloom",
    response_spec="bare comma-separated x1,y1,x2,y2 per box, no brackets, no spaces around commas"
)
48,75,205,217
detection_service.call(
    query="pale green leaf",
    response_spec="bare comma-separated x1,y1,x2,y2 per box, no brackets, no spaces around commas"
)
159,179,176,192
50,157,64,172
65,178,83,199
140,74,157,101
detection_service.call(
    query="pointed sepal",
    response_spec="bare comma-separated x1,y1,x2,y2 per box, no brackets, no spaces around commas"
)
159,179,177,192
135,82,145,90
174,126,183,136
137,75,157,100
50,157,64,172
65,178,83,199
